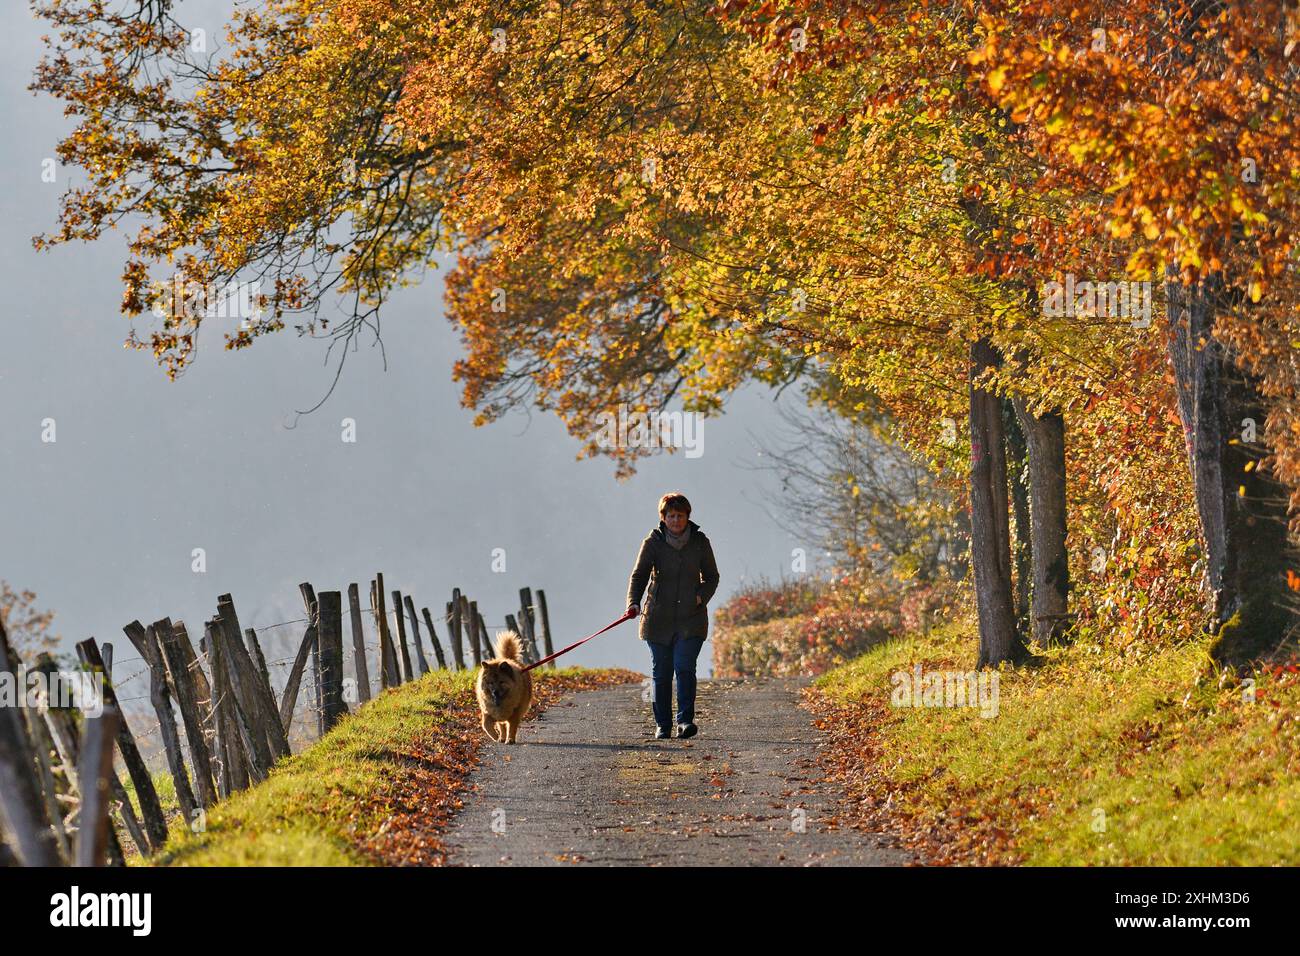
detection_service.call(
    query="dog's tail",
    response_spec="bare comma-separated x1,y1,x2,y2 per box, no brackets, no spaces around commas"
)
494,630,524,662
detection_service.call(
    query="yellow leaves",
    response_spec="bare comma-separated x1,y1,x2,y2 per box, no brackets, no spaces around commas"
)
1067,138,1091,164
1249,281,1263,303
987,67,1008,94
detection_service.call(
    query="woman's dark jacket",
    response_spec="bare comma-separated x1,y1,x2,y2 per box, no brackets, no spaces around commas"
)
625,520,720,645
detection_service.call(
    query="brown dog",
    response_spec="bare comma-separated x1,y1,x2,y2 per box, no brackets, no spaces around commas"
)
475,631,533,744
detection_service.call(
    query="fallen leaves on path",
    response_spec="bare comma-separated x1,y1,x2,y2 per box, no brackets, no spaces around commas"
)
354,668,641,866
799,684,1021,866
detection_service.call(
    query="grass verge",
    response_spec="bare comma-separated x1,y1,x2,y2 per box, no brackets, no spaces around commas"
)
807,618,1300,865
145,666,639,866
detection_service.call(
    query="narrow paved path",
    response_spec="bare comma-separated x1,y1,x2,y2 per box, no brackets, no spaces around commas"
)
442,676,915,866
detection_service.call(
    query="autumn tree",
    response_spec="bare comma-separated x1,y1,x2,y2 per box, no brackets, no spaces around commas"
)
973,0,1300,663
716,0,1087,660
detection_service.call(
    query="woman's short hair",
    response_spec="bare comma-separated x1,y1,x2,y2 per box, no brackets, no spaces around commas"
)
658,492,692,516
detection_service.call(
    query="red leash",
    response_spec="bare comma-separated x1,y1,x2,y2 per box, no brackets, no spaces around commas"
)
521,609,636,672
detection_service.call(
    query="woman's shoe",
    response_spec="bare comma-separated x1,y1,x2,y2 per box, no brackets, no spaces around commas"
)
677,723,698,739
655,726,672,739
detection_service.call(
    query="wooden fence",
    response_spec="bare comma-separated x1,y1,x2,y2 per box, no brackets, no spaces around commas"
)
0,577,557,866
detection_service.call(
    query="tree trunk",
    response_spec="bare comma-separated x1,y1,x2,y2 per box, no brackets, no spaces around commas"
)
1012,399,1071,647
970,338,1025,666
1166,279,1294,665
1003,399,1033,631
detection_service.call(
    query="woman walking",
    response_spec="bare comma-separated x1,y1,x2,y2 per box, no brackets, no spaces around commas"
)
625,492,720,739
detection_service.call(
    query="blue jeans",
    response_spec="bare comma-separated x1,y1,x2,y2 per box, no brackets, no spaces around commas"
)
648,633,705,728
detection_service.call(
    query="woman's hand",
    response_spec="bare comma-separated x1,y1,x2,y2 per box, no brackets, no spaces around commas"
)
627,603,639,618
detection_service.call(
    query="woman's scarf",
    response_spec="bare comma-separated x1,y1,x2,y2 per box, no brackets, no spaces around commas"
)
665,524,692,550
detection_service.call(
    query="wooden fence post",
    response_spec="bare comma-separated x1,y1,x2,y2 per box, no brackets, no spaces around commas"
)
536,589,556,667
208,616,272,785
518,588,541,663
75,638,169,849
477,611,490,663
156,623,218,809
75,707,120,867
391,590,414,683
455,593,476,665
123,619,197,824
172,623,215,764
369,580,381,685
347,584,372,703
471,597,485,663
470,600,486,660
218,595,291,760
22,675,70,863
0,621,64,868
108,771,151,858
277,612,317,740
246,629,272,695
402,595,430,675
202,623,246,796
0,629,61,862
317,591,347,732
447,594,465,670
420,608,447,669
300,584,325,735
372,575,400,687
31,660,80,856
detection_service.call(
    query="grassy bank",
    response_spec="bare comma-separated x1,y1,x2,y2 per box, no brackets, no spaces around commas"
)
147,666,637,866
811,619,1300,865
